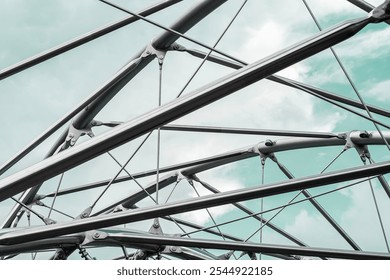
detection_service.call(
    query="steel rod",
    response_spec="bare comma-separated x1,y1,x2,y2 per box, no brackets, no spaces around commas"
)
181,47,390,118
1,160,389,245
91,232,390,259
161,124,339,138
276,161,361,250
0,0,183,81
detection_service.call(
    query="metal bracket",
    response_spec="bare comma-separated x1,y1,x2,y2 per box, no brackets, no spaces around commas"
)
142,41,167,65
162,245,183,254
76,206,93,219
254,140,277,162
168,42,187,52
343,130,371,162
149,218,164,235
63,122,94,149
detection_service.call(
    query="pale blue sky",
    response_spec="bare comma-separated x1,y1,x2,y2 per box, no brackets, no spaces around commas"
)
0,0,389,259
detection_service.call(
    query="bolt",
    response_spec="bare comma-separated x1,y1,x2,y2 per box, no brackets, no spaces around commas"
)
170,247,177,252
82,212,88,218
93,232,100,239
153,223,159,228
265,139,274,147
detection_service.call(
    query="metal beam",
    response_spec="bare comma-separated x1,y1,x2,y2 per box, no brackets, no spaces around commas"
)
192,176,307,247
181,47,390,118
161,124,339,138
0,0,228,228
91,231,390,259
0,0,183,81
0,160,389,245
0,13,376,207
38,131,390,200
275,161,361,250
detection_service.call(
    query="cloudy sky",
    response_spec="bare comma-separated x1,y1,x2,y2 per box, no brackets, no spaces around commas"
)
0,0,389,259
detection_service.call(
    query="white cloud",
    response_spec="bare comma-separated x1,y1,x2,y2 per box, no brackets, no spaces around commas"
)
284,209,351,249
366,79,390,101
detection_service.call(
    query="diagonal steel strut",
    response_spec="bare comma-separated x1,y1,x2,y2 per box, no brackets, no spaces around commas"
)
0,14,376,203
0,160,390,246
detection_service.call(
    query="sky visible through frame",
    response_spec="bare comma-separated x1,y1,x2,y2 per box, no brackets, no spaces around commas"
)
0,0,389,259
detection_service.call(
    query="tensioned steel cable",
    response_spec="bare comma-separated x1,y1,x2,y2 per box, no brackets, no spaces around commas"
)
260,149,348,234
99,0,246,66
302,0,390,152
243,149,349,251
177,0,248,98
10,197,46,224
89,133,155,211
48,173,64,218
367,159,390,252
188,179,238,260
181,176,376,236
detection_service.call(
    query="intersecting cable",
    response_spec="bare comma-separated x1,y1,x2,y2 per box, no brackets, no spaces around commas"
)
181,176,375,236
90,133,156,210
369,157,390,198
258,149,347,233
188,179,238,259
103,153,191,237
288,80,390,130
177,0,248,98
47,173,64,218
163,181,192,236
10,197,46,224
99,0,245,65
276,155,361,250
302,0,390,152
240,149,348,255
40,204,74,219
367,159,390,252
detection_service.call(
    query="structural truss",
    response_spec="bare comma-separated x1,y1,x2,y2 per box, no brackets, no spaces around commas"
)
0,0,390,260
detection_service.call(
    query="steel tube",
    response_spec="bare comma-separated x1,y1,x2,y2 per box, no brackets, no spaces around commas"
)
0,0,183,80
0,160,389,245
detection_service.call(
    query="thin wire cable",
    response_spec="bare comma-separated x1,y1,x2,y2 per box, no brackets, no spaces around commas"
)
302,0,390,152
258,149,347,237
10,197,46,223
99,0,246,66
181,176,375,237
48,173,64,218
320,149,346,174
290,80,390,130
177,0,248,98
156,61,163,204
40,204,74,219
367,160,390,252
91,132,154,209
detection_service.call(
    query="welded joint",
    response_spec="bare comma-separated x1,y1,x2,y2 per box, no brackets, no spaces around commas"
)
142,41,167,65
254,140,277,162
149,218,164,235
83,230,107,245
168,42,187,52
175,171,187,183
76,206,93,220
162,245,183,254
368,0,390,22
343,130,371,162
63,122,94,149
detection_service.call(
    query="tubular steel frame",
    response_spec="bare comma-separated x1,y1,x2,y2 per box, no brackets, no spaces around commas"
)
0,0,390,260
